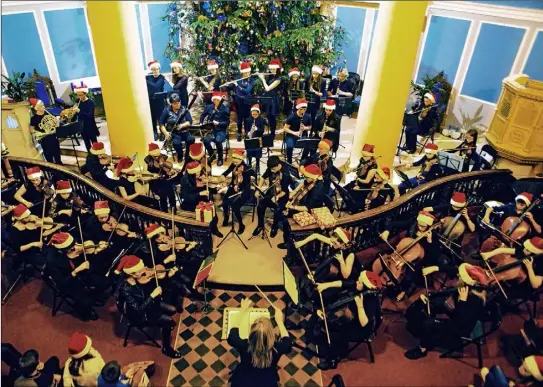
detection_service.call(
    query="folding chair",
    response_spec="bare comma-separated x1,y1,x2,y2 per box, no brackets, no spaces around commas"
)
116,298,161,348
41,272,86,319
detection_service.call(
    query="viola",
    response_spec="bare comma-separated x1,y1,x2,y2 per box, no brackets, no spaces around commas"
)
157,236,198,252
17,215,65,231
137,264,168,284
101,217,118,232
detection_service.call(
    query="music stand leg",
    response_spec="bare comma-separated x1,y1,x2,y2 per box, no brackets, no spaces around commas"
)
216,208,248,250
71,136,81,170
248,225,272,248
395,125,407,164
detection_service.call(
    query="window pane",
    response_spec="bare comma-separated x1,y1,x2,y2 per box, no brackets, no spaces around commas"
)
336,6,366,73
469,1,543,10
44,8,96,82
416,16,471,84
462,23,525,103
148,3,171,70
135,4,147,69
523,31,543,81
364,10,378,78
1,13,49,76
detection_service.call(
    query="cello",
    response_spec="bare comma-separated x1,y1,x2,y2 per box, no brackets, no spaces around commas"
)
440,197,475,246
501,195,542,242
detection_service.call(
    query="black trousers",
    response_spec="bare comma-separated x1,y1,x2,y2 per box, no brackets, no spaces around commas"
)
82,130,98,152
41,136,62,165
234,98,250,135
405,124,426,152
222,188,247,226
256,196,286,228
146,301,177,348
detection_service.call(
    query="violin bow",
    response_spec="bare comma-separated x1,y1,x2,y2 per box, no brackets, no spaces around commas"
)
77,216,88,262
106,205,127,244
148,239,160,288
254,285,273,307
171,209,176,256
423,274,431,315
39,199,47,251
482,259,508,299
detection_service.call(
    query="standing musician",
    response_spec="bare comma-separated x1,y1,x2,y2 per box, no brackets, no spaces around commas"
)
28,98,63,165
327,68,354,117
179,161,223,238
403,92,438,154
301,139,337,195
115,157,142,203
115,255,183,358
81,142,117,192
201,91,230,167
219,150,255,235
252,156,293,238
157,160,181,212
14,167,54,215
305,65,327,120
283,98,312,164
404,263,487,360
444,128,481,172
283,67,304,115
344,144,379,194
245,104,267,175
169,60,188,107
49,180,88,227
279,164,325,250
398,143,443,194
259,59,283,138
159,93,195,163
314,99,341,154
73,84,100,152
482,192,542,237
146,60,166,141
226,61,255,142
196,59,222,103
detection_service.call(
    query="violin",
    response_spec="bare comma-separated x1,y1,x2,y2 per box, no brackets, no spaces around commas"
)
115,223,140,239
36,181,55,197
99,154,112,166
101,217,119,232
500,195,542,243
71,241,109,255
136,264,169,284
157,236,199,252
16,215,65,231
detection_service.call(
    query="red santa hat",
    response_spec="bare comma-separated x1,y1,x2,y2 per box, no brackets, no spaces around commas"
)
29,98,43,109
73,84,89,94
417,210,435,226
516,192,533,206
145,223,166,239
67,332,92,359
311,65,323,74
451,192,467,207
12,204,31,220
303,164,322,180
207,59,218,70
90,142,105,155
116,157,134,177
288,68,300,77
115,255,145,275
56,180,72,194
318,139,333,152
382,167,391,180
93,200,110,215
375,167,390,181
50,232,75,249
424,142,439,155
524,236,543,255
361,144,375,157
170,60,183,70
268,59,282,70
147,60,160,70
458,263,488,286
333,227,352,244
251,104,260,113
211,90,224,101
189,143,205,160
424,93,436,104
324,99,336,110
523,355,543,381
359,270,383,290
232,149,245,161
186,161,201,175
26,166,42,180
148,143,161,157
240,61,251,73
295,98,308,109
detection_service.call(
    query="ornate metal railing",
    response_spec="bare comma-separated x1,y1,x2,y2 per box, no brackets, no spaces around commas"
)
6,157,213,259
288,169,514,263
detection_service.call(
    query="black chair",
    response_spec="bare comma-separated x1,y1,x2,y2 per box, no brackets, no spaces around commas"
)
41,271,85,319
479,144,498,170
116,298,161,348
327,374,346,387
1,343,22,385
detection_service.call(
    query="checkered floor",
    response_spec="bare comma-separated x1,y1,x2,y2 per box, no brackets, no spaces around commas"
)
168,290,322,387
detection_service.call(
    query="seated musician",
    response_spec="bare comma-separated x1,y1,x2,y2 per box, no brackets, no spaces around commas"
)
312,270,383,370
85,200,116,243
115,157,142,203
179,161,223,238
81,142,117,191
14,167,53,214
344,144,378,194
201,91,230,166
518,355,543,383
219,150,255,235
403,93,438,154
252,156,293,238
375,167,399,204
283,67,304,115
352,168,391,212
398,143,443,194
405,263,487,360
115,255,182,358
49,180,88,227
279,164,325,250
157,160,181,212
301,139,336,195
314,100,341,153
444,129,481,172
482,192,542,236
28,98,62,165
245,104,266,175
159,93,195,163
283,98,312,164
227,61,255,142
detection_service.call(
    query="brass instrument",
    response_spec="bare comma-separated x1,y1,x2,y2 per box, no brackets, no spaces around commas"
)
248,120,258,139
60,100,80,123
33,110,60,141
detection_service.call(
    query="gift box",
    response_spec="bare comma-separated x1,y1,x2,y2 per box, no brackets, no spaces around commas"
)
293,211,317,227
311,207,337,229
195,201,215,223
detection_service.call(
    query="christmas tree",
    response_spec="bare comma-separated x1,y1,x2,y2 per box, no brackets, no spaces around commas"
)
163,0,345,84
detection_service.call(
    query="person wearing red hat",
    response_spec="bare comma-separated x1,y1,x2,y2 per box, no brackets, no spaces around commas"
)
482,191,542,236
115,157,143,204
201,90,230,166
300,138,339,195
313,98,341,153
283,67,304,115
282,98,313,163
402,92,439,154
245,104,267,174
63,332,105,386
423,191,476,235
444,128,482,172
305,65,327,120
73,83,99,151
195,59,222,104
170,59,189,108
398,142,444,194
115,255,183,358
85,200,136,247
14,166,54,214
224,61,256,141
159,93,195,163
81,142,117,192
327,67,354,116
28,97,63,165
146,59,166,140
519,355,543,382
258,59,283,138
344,144,379,198
48,180,88,227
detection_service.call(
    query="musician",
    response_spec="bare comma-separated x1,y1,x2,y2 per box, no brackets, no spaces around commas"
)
159,93,195,163
73,84,100,151
305,65,327,120
279,164,324,250
85,200,115,243
48,180,88,227
179,161,223,238
404,263,487,360
327,68,354,117
115,157,142,203
283,67,304,115
344,144,380,201
252,156,292,238
81,142,117,191
245,104,266,174
14,167,53,215
170,60,188,107
146,60,166,141
424,191,476,232
184,142,210,176
445,128,481,172
156,160,181,212
314,100,341,153
482,192,542,236
115,255,182,358
355,169,388,212
301,139,337,195
519,355,543,383
259,59,283,138
201,91,230,166
398,143,443,194
228,61,255,142
220,150,255,235
196,59,222,103
403,92,438,154
374,166,399,204
144,143,166,191
29,98,63,165
283,98,312,164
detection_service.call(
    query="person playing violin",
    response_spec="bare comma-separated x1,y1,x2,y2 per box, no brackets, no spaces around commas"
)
144,142,166,197
482,192,542,237
81,142,117,192
156,160,181,212
301,139,339,195
403,92,438,154
183,142,209,173
444,128,481,172
14,167,54,215
352,168,390,212
115,157,143,204
85,201,117,244
344,144,378,195
115,255,183,358
49,180,89,227
201,91,230,167
282,98,312,164
398,143,443,195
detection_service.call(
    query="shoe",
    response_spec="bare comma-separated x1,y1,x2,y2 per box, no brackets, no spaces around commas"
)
277,242,287,249
162,347,182,359
213,229,224,238
252,226,263,236
270,226,278,238
190,291,206,301
237,134,242,142
222,218,229,227
404,346,428,360
238,224,245,234
317,359,337,370
217,160,223,167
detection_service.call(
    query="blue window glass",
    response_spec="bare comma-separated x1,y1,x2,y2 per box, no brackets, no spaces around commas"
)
44,8,96,82
462,23,525,103
135,4,147,69
148,3,171,70
364,10,379,77
1,13,49,76
523,31,543,81
336,6,366,73
416,16,471,84
469,1,543,10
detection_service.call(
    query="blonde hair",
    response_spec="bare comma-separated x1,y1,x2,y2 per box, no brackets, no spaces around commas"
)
247,317,276,369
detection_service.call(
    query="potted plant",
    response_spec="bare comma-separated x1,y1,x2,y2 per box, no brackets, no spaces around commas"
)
411,70,452,130
1,72,35,103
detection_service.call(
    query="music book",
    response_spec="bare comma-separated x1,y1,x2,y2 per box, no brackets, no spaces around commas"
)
221,307,270,340
244,138,262,150
283,261,299,305
193,252,217,289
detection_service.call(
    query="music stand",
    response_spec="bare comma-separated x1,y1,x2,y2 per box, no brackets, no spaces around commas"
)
57,121,84,170
248,184,274,247
193,252,218,313
437,151,464,172
216,192,248,250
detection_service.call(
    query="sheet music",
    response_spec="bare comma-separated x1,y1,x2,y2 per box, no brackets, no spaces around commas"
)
283,261,299,305
221,307,270,340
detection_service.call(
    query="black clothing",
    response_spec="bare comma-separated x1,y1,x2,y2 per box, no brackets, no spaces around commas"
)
302,153,338,194
179,173,221,235
305,77,327,120
313,111,341,152
256,167,292,228
244,116,266,167
146,74,166,138
159,106,195,162
20,182,47,215
284,112,312,163
14,356,60,387
11,227,45,268
229,77,255,135
413,155,443,182
30,114,62,165
82,154,117,191
75,98,99,151
404,103,438,152
261,74,282,136
171,73,189,107
283,79,304,115
221,163,255,226
201,103,230,162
